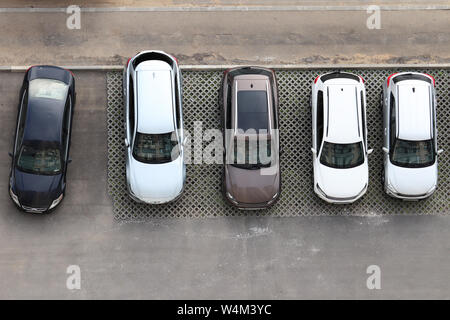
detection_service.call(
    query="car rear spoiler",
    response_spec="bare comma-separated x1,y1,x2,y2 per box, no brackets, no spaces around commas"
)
392,73,433,85
319,71,360,83
27,65,73,85
130,51,177,70
225,66,274,78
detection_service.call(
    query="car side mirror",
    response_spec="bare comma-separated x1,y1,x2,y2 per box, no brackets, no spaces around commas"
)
8,152,13,158
67,158,73,164
382,147,389,154
437,149,444,155
124,138,130,147
311,148,317,154
367,149,374,155
182,136,188,146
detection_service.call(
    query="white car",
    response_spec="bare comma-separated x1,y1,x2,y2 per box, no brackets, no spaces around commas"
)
381,72,443,200
311,72,372,204
123,51,186,204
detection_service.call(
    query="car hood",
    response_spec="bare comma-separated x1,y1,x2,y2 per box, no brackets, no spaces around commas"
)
225,165,280,204
387,162,437,195
316,162,368,199
129,156,185,202
13,169,62,208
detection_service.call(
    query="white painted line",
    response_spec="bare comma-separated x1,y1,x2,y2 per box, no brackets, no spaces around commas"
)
181,64,450,70
0,5,449,13
3,64,450,72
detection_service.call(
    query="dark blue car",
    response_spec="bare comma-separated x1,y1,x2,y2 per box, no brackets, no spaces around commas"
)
9,66,76,213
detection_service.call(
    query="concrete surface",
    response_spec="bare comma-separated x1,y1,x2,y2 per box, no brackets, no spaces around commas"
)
7,1,450,8
0,71,449,299
0,1,449,66
0,0,449,300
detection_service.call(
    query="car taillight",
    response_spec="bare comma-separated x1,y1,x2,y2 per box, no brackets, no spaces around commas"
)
126,58,132,67
224,68,231,75
26,65,36,73
387,73,398,86
64,68,75,77
171,55,179,64
314,75,320,84
424,73,435,86
359,76,365,84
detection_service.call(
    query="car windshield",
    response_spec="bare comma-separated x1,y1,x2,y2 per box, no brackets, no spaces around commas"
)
29,79,69,101
320,141,364,169
133,132,179,164
231,138,272,169
17,143,62,175
391,139,435,168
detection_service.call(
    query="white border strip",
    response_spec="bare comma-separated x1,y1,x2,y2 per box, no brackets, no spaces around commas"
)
0,5,449,13
2,64,450,72
182,64,450,70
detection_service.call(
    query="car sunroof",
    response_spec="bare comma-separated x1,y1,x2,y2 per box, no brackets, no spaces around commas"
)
237,90,268,132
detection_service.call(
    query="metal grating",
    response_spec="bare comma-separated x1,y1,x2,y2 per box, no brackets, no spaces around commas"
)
107,68,449,220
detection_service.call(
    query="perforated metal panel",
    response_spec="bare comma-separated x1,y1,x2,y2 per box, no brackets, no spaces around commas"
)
107,68,449,220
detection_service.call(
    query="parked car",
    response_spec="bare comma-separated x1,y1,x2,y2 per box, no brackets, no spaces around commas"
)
221,66,281,209
311,71,372,204
123,50,186,204
381,72,443,200
9,65,76,213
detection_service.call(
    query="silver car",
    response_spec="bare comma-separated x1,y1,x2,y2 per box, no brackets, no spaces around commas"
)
381,72,443,200
123,50,186,204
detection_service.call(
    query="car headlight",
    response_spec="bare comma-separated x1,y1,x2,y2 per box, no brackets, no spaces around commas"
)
356,183,368,197
267,192,279,205
426,185,437,195
49,194,64,210
386,182,398,195
226,192,238,204
9,187,20,206
316,184,327,197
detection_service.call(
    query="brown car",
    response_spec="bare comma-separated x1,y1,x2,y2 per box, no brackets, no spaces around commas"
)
220,67,281,209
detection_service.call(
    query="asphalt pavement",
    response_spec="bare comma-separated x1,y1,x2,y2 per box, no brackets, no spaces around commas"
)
0,71,449,299
0,1,449,66
0,1,449,299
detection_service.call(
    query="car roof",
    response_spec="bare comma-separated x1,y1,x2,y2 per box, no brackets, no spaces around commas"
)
325,84,361,143
23,98,64,144
136,60,175,134
396,81,432,140
233,75,271,134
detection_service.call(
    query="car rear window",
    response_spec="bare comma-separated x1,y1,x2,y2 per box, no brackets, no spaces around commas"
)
29,79,69,101
237,90,268,131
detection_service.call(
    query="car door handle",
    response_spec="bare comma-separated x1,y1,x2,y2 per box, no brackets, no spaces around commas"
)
384,128,387,135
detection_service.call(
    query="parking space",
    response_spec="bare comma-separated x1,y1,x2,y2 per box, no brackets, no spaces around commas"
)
108,68,449,219
0,69,449,299
0,71,110,216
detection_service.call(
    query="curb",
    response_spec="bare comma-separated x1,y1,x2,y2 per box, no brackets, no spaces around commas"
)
1,5,450,13
2,64,450,72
